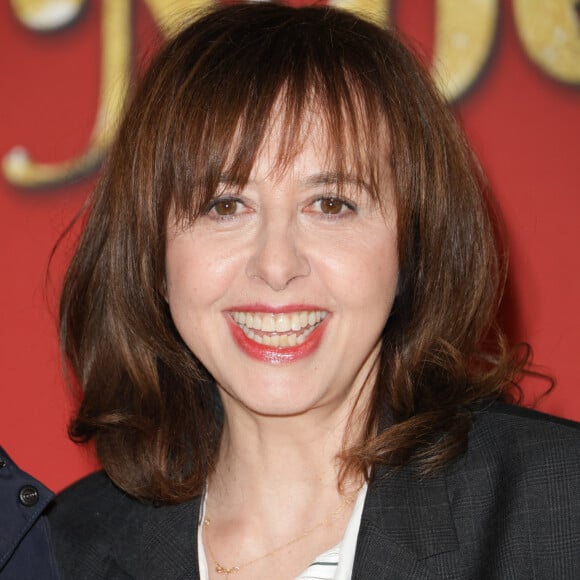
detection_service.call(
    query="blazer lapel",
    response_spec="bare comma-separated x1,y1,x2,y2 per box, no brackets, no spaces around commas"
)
106,494,203,579
141,497,202,579
99,464,457,579
352,464,458,579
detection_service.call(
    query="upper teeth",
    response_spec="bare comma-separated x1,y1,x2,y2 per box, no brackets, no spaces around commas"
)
231,310,327,333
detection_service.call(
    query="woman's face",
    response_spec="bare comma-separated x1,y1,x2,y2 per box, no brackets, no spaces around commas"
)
165,115,399,421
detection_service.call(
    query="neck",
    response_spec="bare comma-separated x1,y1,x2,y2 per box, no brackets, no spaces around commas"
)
212,382,370,502
214,421,339,503
202,387,370,580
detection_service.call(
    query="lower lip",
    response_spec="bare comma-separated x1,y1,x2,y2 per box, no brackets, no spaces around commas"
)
226,315,328,364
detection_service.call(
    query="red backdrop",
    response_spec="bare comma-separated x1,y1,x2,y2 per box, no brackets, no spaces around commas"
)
1,0,579,493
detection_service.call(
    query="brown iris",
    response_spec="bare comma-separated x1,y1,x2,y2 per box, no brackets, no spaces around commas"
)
319,197,344,215
212,199,238,216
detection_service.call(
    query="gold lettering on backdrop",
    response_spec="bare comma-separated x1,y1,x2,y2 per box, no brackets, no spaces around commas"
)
431,0,498,101
513,0,580,84
144,0,213,35
3,0,131,188
329,0,388,26
9,0,85,29
3,0,579,188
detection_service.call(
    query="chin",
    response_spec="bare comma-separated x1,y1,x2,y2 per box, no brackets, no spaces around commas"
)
221,384,330,419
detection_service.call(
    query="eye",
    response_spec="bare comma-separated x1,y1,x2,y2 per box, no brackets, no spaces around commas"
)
205,197,244,217
309,196,356,216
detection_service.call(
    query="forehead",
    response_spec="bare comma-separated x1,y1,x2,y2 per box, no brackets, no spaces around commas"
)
235,95,392,186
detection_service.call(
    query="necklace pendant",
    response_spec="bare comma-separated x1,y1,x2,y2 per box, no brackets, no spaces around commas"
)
215,563,240,575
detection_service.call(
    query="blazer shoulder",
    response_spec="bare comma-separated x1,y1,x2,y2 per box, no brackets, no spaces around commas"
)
474,401,580,438
47,471,149,578
463,401,580,474
480,400,580,431
48,470,138,536
47,471,204,579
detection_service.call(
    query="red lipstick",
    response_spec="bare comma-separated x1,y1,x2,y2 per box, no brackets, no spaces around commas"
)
225,308,328,364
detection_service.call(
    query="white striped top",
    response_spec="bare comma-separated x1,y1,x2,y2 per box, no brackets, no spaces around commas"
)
198,483,368,580
295,542,341,580
296,482,367,580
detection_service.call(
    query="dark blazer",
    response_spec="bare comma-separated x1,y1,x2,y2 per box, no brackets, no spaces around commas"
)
48,403,580,579
0,447,60,580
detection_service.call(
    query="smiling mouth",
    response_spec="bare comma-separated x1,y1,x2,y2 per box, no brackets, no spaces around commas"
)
230,310,328,348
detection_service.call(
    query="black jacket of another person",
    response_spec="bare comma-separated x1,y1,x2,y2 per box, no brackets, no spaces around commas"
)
0,447,59,579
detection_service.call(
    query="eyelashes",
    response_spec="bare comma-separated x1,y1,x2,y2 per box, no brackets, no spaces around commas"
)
306,196,357,216
205,197,245,217
204,195,358,221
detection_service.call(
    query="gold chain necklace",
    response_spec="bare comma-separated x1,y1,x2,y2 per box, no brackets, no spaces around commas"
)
203,486,361,577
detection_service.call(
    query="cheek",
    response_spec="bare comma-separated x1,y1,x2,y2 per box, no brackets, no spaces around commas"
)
316,233,398,306
166,238,218,299
165,240,209,333
164,236,248,337
164,253,214,363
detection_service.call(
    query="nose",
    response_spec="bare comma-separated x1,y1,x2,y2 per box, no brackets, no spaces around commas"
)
245,218,310,291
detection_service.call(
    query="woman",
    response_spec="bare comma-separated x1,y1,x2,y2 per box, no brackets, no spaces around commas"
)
48,3,580,579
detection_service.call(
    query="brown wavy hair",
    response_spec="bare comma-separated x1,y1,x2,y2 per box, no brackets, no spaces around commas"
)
60,2,526,503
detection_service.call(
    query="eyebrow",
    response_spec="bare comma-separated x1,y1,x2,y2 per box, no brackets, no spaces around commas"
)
217,171,371,193
301,172,371,194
